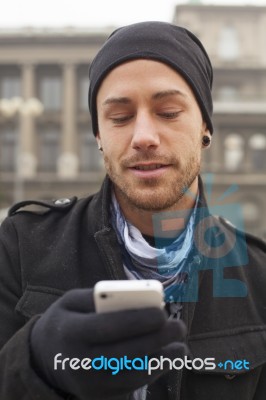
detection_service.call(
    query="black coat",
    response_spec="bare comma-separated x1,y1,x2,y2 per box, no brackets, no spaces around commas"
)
0,176,266,400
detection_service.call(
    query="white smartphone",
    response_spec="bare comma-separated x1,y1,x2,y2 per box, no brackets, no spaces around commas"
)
94,279,164,313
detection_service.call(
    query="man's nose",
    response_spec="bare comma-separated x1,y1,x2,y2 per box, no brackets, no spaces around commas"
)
131,111,160,150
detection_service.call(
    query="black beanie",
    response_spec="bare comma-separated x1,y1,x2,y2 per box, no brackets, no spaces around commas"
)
88,21,213,136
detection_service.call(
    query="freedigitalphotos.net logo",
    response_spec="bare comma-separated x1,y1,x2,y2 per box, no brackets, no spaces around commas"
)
54,353,250,375
152,174,249,302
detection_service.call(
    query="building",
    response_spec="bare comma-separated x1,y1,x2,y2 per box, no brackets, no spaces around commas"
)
174,4,266,238
0,4,266,237
0,27,111,206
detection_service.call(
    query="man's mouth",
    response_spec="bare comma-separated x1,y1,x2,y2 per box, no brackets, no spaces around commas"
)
133,164,165,170
128,163,171,178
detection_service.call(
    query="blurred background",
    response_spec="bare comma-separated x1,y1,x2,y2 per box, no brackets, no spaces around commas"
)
0,0,265,238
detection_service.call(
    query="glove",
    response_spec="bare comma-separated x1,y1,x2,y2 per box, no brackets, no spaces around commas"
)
30,288,187,400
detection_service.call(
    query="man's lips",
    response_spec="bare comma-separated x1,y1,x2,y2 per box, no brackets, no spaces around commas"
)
133,163,168,170
129,162,170,169
128,163,171,177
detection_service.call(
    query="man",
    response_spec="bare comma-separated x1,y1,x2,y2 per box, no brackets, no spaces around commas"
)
0,21,266,400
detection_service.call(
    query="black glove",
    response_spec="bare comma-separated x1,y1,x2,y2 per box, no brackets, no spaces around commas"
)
30,288,187,400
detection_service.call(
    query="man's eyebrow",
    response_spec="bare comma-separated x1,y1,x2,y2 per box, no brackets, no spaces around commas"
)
102,97,131,106
152,89,188,100
102,90,188,106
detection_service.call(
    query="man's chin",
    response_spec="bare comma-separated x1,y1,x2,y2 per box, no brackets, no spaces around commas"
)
119,186,184,212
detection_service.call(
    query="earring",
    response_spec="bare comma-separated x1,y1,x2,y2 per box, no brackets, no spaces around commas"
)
98,145,103,152
202,135,211,147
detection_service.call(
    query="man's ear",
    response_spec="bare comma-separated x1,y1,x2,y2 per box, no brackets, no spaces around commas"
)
96,133,103,151
201,122,209,135
201,122,212,148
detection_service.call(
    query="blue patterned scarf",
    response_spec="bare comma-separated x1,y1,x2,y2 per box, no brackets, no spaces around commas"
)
110,191,198,302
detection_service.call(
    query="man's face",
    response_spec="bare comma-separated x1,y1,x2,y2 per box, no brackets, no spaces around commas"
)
96,59,208,212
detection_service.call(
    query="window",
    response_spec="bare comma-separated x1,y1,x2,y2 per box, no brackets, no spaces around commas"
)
217,86,238,102
0,127,17,172
79,130,102,171
249,133,266,171
79,76,90,111
224,133,245,171
218,25,239,61
242,200,260,228
38,127,60,172
39,75,62,111
0,76,21,99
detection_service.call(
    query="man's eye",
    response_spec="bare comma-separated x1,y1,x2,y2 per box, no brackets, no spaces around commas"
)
111,115,133,125
158,111,181,119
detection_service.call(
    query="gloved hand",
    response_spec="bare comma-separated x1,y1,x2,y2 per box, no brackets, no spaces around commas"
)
30,288,187,400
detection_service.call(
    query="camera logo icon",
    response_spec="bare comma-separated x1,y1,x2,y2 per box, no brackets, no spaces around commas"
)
152,174,248,302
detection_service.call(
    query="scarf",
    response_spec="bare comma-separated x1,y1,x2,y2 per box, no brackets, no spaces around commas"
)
110,191,198,303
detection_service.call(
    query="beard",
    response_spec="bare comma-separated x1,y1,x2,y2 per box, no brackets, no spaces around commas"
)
103,150,201,212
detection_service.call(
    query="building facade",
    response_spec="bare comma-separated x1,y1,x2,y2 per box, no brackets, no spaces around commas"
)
0,4,266,237
174,4,266,238
0,27,110,206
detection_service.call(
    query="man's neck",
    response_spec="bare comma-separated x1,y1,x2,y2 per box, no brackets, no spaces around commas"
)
114,177,199,237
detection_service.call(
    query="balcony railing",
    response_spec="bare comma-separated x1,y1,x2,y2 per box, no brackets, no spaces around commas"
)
213,100,266,114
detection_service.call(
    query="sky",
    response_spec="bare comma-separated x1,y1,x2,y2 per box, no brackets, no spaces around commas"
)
0,0,265,28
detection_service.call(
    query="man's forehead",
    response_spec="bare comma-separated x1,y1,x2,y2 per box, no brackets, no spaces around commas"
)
97,60,194,104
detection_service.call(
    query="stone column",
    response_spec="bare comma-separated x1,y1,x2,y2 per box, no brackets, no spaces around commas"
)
57,63,79,178
19,63,37,178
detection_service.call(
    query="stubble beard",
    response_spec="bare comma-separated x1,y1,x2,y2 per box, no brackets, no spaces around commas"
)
104,152,201,212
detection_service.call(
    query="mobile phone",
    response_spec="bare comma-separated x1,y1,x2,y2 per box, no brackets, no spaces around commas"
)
94,279,164,313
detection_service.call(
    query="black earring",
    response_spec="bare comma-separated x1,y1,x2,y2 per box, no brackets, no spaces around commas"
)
202,136,211,147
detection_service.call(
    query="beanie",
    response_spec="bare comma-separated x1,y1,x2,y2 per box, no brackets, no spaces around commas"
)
88,21,213,136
